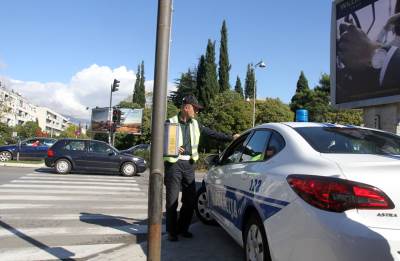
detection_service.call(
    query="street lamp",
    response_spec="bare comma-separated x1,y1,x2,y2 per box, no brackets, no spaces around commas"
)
251,60,266,128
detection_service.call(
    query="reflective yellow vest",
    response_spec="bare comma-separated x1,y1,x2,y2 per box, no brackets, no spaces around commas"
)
163,115,200,163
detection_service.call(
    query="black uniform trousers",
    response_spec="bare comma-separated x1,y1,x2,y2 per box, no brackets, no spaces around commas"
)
164,159,196,236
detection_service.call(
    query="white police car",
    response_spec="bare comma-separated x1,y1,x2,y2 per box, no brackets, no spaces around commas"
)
195,122,399,261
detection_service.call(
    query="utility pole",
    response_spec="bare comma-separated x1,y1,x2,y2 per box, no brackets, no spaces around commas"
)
148,0,172,260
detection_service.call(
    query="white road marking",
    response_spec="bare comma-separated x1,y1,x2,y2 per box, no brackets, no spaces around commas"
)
0,203,148,210
0,189,145,195
11,180,139,186
26,173,140,181
0,195,147,202
0,224,164,238
0,213,149,220
0,184,140,191
19,176,138,183
0,243,125,261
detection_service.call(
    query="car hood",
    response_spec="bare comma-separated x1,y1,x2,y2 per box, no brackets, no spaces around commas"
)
321,154,400,229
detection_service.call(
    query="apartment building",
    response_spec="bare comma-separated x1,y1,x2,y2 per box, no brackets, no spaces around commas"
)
0,86,37,126
0,84,70,136
36,107,70,137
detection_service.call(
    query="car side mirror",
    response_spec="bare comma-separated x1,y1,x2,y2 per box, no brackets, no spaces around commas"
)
108,151,115,156
204,154,219,167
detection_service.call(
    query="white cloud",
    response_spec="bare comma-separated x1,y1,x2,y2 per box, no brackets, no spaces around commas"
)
0,64,177,120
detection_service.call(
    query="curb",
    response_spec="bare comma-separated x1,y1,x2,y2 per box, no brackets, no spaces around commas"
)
0,162,45,168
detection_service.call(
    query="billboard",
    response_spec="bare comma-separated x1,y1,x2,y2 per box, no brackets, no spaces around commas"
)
91,107,111,133
116,108,143,135
332,0,400,108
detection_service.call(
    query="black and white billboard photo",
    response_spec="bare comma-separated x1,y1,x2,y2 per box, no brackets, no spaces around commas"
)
332,0,400,107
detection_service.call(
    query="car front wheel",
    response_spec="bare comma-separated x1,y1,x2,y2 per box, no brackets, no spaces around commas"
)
243,213,271,261
55,159,71,174
0,151,12,161
121,162,137,177
195,186,218,225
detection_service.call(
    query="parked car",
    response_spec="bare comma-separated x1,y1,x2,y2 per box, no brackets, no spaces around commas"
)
45,139,147,176
0,137,57,161
120,144,150,155
196,122,399,261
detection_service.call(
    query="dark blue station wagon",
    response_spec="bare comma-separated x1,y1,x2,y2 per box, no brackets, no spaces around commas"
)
45,139,147,176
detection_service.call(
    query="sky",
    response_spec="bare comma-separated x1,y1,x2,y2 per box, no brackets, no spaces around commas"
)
0,0,332,119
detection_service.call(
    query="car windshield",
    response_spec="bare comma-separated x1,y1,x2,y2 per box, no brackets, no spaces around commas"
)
294,127,400,155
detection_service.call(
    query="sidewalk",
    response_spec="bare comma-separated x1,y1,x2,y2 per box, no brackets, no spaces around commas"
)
0,162,45,168
89,222,242,261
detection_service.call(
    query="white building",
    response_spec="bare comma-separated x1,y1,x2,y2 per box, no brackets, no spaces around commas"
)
0,86,37,126
36,107,70,137
0,84,70,136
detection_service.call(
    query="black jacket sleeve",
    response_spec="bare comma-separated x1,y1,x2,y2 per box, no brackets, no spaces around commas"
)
199,124,233,142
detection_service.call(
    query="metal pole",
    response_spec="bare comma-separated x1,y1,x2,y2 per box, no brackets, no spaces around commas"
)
148,0,172,260
108,85,112,145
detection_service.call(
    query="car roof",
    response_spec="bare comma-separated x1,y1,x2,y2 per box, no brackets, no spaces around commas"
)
280,122,356,128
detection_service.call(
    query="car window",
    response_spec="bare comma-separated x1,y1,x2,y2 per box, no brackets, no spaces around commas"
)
220,133,250,165
265,131,286,160
21,139,36,146
240,130,271,162
294,127,400,155
42,139,56,146
64,141,86,151
89,141,113,154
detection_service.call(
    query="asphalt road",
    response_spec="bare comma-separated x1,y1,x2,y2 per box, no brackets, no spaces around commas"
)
0,166,242,261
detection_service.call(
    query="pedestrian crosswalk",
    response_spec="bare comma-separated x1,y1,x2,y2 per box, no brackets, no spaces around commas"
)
0,170,163,261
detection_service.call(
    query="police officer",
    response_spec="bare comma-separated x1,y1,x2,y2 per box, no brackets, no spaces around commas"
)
164,94,238,241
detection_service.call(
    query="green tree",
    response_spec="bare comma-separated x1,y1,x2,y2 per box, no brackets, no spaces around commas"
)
256,98,294,124
196,55,208,108
14,121,41,139
218,20,230,93
59,124,87,139
132,64,141,104
244,64,256,99
234,76,243,98
325,110,363,125
308,74,331,122
170,68,197,107
138,61,146,106
199,91,252,151
202,40,219,109
132,61,146,107
0,122,12,145
290,71,313,115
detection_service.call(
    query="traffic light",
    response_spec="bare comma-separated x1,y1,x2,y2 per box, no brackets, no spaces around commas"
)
112,108,122,124
111,79,120,92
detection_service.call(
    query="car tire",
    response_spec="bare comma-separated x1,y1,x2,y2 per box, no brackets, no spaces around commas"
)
0,151,12,161
195,186,218,226
121,162,137,177
243,213,272,261
55,159,71,174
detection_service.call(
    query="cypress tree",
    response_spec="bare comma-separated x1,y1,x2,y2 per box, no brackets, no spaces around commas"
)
138,61,146,107
171,68,197,107
132,64,141,104
218,20,230,93
196,55,208,109
244,64,256,100
202,40,219,109
290,71,313,113
234,76,243,98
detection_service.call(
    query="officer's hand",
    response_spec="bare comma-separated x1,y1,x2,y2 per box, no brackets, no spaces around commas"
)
178,147,185,154
233,134,240,140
